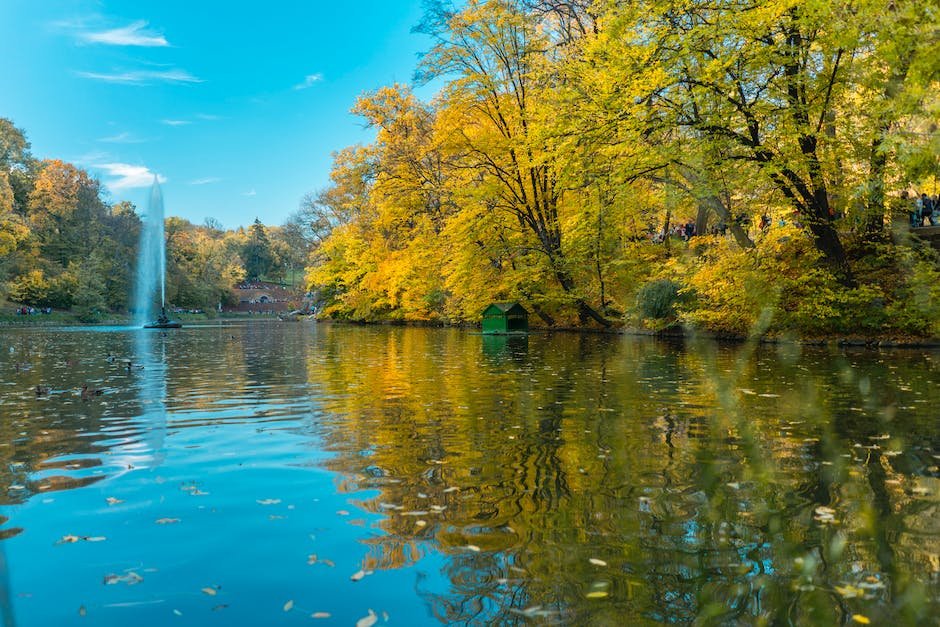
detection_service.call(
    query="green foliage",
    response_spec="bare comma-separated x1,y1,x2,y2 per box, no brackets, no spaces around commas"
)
243,219,275,281
636,279,682,321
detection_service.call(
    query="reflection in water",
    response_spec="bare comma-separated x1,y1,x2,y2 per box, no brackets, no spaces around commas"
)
0,323,937,625
126,330,168,472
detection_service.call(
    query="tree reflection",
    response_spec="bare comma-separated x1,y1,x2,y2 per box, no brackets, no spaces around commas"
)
304,328,940,624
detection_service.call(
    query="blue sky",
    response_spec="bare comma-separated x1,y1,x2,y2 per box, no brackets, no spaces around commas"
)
0,1,433,228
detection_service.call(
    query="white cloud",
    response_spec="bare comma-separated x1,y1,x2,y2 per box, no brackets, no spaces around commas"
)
96,163,166,190
242,189,257,197
98,131,146,144
293,73,323,90
80,20,168,47
190,177,221,185
75,68,203,85
161,119,191,126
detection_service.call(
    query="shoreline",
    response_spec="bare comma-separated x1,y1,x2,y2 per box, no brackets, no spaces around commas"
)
2,312,938,349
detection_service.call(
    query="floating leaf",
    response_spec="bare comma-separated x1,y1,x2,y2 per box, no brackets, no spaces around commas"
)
589,558,607,567
834,585,861,598
85,536,106,542
466,545,481,552
307,554,318,565
350,569,373,581
105,497,123,506
155,518,180,525
415,520,427,527
57,535,80,544
311,612,331,619
337,510,350,516
283,600,293,612
256,499,281,506
852,615,870,625
201,587,218,596
78,605,86,617
104,571,143,586
586,580,610,599
356,609,378,627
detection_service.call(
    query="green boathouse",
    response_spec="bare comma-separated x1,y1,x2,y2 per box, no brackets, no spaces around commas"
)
481,302,529,334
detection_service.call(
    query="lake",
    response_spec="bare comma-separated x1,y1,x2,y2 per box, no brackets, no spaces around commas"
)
0,322,938,626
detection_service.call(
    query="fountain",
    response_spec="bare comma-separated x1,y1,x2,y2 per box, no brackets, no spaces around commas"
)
135,177,181,329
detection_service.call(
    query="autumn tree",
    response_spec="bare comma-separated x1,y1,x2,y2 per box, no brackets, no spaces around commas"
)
418,0,610,325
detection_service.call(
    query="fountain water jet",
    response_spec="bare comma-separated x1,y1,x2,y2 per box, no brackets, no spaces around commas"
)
135,177,181,329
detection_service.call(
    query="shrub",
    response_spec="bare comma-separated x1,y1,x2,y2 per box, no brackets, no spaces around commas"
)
637,279,682,320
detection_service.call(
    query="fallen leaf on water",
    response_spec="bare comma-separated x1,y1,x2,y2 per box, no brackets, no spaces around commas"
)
321,559,335,568
85,536,106,542
57,535,80,544
589,558,607,567
586,580,610,599
311,612,331,619
78,605,86,617
201,587,218,596
415,520,427,527
103,571,143,586
466,545,481,552
356,609,378,627
351,569,374,582
283,600,293,612
105,497,123,506
155,518,180,525
307,554,318,565
337,510,350,516
852,615,870,625
257,499,281,506
834,584,863,599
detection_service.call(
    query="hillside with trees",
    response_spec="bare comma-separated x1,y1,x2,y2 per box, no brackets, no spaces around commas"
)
0,118,307,321
303,0,939,338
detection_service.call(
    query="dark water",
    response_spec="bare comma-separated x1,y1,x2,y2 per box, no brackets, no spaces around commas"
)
0,322,938,626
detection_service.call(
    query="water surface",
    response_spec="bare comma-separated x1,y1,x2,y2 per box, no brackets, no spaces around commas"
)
0,322,938,625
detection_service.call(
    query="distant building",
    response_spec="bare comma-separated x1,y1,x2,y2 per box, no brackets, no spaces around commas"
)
229,282,295,313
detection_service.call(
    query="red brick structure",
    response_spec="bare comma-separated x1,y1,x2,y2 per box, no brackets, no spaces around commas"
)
228,282,297,313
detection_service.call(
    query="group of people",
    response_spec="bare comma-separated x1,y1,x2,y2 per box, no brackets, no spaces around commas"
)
907,191,940,227
15,306,52,315
650,219,698,243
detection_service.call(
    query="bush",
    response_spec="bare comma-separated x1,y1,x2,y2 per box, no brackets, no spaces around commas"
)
637,279,682,320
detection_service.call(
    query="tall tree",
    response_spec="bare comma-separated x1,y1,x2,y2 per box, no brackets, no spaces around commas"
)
243,218,275,281
418,0,610,325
